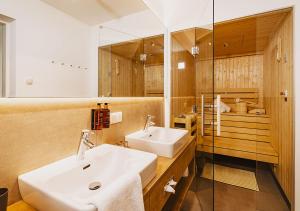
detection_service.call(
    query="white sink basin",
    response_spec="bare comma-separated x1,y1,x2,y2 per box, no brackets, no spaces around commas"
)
125,126,189,158
18,144,157,211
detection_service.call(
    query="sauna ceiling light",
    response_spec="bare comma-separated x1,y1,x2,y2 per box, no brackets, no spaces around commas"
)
191,46,199,56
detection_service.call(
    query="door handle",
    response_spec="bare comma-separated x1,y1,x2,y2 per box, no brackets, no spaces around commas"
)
216,95,221,136
201,95,205,137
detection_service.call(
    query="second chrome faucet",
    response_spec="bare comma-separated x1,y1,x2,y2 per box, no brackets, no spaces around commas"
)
144,115,155,133
77,129,95,161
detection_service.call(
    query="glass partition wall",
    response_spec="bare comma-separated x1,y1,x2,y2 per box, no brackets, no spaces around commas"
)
212,8,293,211
170,5,294,211
170,26,214,209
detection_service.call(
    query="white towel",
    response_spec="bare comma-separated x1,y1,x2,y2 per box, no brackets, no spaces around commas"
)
214,99,231,113
87,173,145,211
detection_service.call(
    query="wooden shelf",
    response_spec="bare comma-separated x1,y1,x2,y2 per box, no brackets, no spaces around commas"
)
162,159,196,211
172,113,197,137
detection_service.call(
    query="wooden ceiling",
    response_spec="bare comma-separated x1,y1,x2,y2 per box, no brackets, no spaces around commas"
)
172,28,195,54
108,41,142,59
214,8,291,57
171,8,291,58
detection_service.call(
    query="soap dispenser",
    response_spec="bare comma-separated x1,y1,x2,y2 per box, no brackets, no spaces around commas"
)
102,103,110,128
91,103,103,130
95,103,103,130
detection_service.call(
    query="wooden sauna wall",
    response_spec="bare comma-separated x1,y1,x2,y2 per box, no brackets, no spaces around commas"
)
98,48,112,96
132,61,145,97
110,53,133,97
195,32,212,94
144,65,164,96
195,30,213,106
263,12,293,202
98,49,146,97
171,38,196,118
196,54,264,108
99,49,163,97
215,55,263,106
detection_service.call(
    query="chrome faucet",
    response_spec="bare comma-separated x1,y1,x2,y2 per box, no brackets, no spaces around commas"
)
77,129,95,161
144,115,155,132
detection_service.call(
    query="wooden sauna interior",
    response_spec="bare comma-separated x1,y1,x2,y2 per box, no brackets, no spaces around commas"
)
98,35,164,97
171,8,294,203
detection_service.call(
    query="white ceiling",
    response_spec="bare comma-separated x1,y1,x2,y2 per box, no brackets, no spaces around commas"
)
142,0,213,31
40,0,148,25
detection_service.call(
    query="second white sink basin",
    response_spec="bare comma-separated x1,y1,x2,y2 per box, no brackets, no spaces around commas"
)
18,144,157,211
125,126,189,158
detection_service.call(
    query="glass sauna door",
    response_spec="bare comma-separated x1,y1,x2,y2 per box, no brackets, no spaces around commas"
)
170,20,215,211
171,4,294,211
212,7,294,211
169,0,215,209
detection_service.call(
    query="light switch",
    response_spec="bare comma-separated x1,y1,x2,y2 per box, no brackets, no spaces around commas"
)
110,112,122,124
178,62,185,70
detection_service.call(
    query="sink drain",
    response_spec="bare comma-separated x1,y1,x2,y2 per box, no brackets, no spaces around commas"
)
88,182,102,190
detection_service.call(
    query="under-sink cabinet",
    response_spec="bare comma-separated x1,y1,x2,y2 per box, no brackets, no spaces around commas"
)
143,136,196,211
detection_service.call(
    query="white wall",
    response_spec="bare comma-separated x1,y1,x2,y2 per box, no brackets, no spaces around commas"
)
142,0,214,31
0,0,94,97
98,9,165,46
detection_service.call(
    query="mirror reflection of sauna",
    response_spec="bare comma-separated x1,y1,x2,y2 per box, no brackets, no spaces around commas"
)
172,8,294,211
98,35,164,97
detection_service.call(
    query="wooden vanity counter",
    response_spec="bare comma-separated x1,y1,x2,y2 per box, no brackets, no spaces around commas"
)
143,136,196,211
8,137,196,211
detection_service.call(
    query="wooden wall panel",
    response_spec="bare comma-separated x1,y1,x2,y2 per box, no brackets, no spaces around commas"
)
98,34,164,97
172,39,195,98
144,65,164,96
215,55,263,106
98,49,111,97
196,55,263,110
171,38,196,117
132,61,145,97
110,53,133,97
263,12,293,202
196,59,213,94
99,49,134,97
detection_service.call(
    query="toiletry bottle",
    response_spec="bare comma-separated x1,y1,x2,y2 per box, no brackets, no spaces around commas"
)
95,103,103,130
91,108,96,130
102,103,110,128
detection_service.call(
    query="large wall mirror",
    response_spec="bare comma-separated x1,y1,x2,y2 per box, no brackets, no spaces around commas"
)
98,34,164,97
0,0,165,98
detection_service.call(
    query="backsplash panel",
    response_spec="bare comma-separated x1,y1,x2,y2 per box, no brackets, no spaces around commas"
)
0,98,164,205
